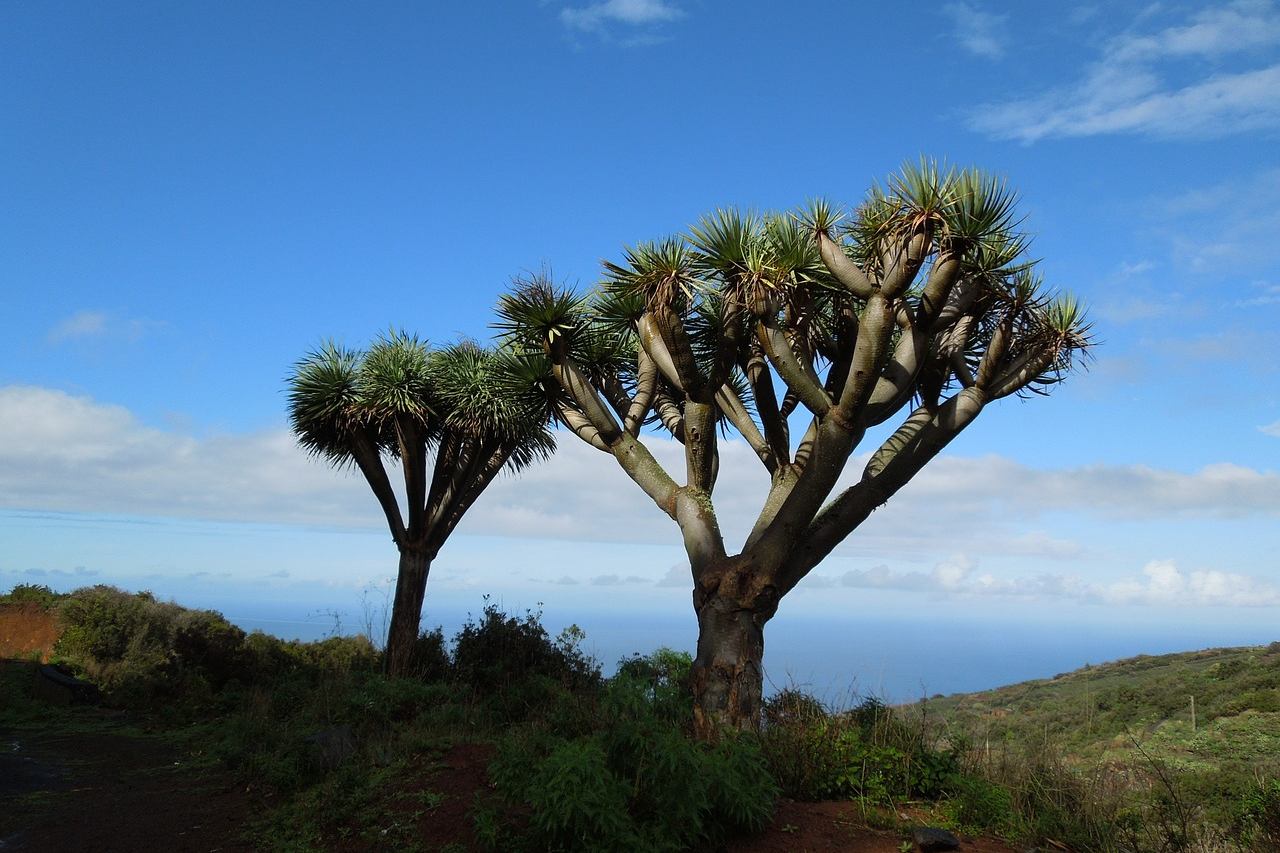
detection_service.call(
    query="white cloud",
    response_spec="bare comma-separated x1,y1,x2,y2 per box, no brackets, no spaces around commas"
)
942,3,1007,59
1111,0,1280,61
972,1,1280,141
560,0,683,36
1261,419,1280,437
656,564,690,587
1239,282,1280,307
2,385,1278,557
835,557,1280,607
48,311,108,342
933,554,975,589
1100,559,1280,606
47,310,158,344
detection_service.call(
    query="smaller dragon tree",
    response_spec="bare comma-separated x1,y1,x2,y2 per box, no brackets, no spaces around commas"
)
287,333,554,676
496,160,1093,738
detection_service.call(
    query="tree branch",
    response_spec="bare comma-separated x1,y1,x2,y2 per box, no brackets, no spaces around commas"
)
556,403,611,451
757,316,831,417
551,358,622,444
653,385,686,442
395,414,428,538
777,388,986,594
624,349,658,437
744,344,790,466
817,231,874,299
715,383,775,473
350,427,406,544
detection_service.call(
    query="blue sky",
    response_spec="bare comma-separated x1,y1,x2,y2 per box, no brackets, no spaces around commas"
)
2,1,1279,668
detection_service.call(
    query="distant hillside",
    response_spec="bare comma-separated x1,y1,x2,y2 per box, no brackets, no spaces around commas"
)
919,643,1280,785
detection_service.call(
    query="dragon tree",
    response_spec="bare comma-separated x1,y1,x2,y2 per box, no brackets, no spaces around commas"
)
496,161,1092,737
288,333,554,676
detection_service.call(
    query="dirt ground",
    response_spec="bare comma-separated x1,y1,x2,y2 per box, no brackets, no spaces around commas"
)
0,721,257,852
735,800,1019,852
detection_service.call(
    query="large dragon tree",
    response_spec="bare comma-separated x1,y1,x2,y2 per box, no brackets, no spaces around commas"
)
496,161,1092,737
288,333,554,676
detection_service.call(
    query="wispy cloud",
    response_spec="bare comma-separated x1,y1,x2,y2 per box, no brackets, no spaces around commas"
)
47,310,157,344
1145,168,1280,278
942,3,1007,59
559,0,683,41
1261,420,1280,437
972,1,1280,141
834,558,1280,607
589,573,651,586
1239,281,1280,306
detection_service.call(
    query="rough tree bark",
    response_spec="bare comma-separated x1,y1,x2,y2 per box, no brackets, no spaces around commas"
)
384,547,433,677
690,556,782,736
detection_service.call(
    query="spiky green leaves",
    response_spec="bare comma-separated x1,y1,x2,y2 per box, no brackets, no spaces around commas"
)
429,342,556,471
361,331,433,421
288,342,365,463
494,273,589,352
944,169,1020,246
602,239,700,313
287,333,556,471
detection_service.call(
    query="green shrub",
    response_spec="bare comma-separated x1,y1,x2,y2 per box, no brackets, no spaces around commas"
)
759,691,847,800
171,608,248,688
1236,777,1280,849
522,739,639,851
56,586,169,663
291,634,379,674
406,626,451,682
0,583,62,609
946,775,1021,834
759,692,960,804
452,600,599,693
481,660,777,852
613,647,693,723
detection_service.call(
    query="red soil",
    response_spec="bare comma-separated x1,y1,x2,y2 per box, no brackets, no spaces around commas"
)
0,604,61,662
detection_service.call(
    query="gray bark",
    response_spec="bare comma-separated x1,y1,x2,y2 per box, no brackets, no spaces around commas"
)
385,546,432,677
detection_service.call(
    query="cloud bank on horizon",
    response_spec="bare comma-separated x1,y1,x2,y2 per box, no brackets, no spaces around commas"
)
1,383,1276,611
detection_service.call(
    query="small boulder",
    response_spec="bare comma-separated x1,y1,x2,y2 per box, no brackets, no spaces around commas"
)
912,826,961,852
303,725,356,771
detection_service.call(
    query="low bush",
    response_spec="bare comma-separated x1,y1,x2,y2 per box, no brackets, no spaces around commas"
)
760,692,960,804
0,583,62,609
53,585,249,705
452,599,600,694
1236,777,1280,850
613,647,693,723
405,626,451,682
483,671,777,852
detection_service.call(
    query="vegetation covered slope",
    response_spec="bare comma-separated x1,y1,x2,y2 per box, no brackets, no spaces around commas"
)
915,644,1280,843
922,644,1280,760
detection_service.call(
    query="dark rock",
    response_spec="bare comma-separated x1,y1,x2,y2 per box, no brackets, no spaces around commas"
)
303,725,356,771
32,665,100,706
912,826,961,852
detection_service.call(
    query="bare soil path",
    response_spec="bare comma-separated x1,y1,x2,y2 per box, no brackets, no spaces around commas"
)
0,716,256,852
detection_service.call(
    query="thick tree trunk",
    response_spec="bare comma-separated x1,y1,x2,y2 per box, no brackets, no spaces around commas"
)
384,547,432,678
690,590,770,739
